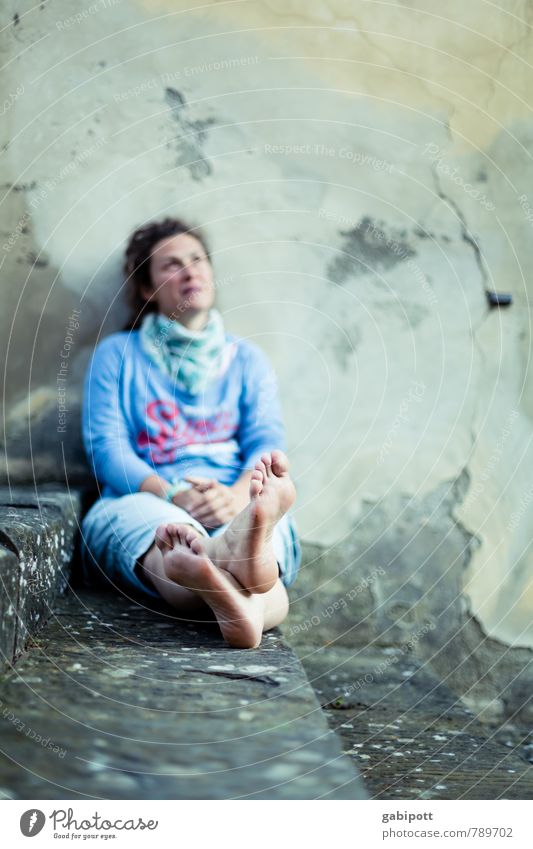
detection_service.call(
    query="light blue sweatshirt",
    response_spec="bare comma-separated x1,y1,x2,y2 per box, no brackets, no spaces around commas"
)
82,331,285,497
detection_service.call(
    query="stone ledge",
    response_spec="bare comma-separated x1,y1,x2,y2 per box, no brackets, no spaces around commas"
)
289,484,533,724
0,589,367,800
0,487,80,667
294,641,533,800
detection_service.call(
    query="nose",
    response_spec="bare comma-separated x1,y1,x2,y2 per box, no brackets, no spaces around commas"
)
181,260,199,281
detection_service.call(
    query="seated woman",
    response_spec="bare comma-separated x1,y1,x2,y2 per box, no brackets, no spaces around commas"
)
81,217,301,649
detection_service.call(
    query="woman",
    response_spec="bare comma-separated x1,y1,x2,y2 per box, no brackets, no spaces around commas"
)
81,218,301,648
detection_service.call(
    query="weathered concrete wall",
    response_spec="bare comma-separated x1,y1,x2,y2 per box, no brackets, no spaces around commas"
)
1,1,532,687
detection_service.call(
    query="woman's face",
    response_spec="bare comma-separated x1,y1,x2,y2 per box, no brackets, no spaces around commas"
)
144,233,215,322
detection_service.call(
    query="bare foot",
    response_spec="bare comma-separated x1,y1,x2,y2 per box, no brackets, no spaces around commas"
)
155,524,263,649
206,450,296,594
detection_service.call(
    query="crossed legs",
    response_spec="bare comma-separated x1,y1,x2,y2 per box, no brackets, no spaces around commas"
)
140,450,296,648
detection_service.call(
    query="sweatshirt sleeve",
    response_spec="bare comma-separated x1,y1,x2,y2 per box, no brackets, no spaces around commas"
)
82,337,157,495
237,342,286,469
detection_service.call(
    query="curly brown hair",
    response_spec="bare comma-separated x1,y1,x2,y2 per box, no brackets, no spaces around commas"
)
123,217,211,329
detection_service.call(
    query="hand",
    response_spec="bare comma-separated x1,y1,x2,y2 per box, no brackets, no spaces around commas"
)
173,477,242,529
171,484,209,516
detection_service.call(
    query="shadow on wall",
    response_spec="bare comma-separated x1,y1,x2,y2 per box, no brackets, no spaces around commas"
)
0,210,126,487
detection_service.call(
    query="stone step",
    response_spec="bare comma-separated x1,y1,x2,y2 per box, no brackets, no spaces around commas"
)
0,487,80,667
293,641,533,800
0,589,367,800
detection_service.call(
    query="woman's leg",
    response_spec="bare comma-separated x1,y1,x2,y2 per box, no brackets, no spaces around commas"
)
141,537,208,613
139,450,295,648
142,528,289,648
81,491,208,600
204,450,296,594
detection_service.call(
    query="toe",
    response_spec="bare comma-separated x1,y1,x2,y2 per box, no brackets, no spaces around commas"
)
261,452,273,471
172,523,194,547
190,537,205,556
168,523,183,546
251,468,263,486
250,478,262,498
155,524,172,551
184,527,200,546
271,449,289,476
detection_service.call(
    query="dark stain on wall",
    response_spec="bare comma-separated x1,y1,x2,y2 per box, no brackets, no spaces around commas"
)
326,323,361,370
328,216,416,284
164,87,215,181
0,182,37,192
26,251,48,268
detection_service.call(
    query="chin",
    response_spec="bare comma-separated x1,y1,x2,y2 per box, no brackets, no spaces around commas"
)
172,300,211,316
183,298,210,312
191,296,214,310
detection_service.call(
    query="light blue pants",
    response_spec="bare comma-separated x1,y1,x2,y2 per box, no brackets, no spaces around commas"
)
80,492,301,601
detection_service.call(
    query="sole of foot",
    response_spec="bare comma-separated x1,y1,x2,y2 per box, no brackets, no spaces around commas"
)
155,524,263,649
208,449,296,594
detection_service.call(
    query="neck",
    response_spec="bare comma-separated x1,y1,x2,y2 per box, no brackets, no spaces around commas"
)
163,309,210,332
